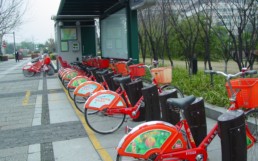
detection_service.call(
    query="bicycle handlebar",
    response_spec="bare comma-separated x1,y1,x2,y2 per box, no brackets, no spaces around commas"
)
205,69,257,80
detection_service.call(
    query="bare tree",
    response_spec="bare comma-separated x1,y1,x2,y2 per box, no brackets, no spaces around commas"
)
167,0,200,74
0,0,26,55
213,0,258,70
138,3,164,65
45,38,56,53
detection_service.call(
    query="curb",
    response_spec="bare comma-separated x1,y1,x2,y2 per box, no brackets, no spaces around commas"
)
205,103,226,121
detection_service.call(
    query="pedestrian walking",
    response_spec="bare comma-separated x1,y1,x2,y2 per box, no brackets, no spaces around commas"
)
15,50,19,62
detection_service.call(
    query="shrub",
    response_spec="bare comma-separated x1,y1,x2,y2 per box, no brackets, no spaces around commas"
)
49,53,56,60
171,67,230,107
0,55,8,61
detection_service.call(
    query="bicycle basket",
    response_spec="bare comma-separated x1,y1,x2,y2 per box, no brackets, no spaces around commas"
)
129,64,145,77
226,78,258,108
97,59,110,69
150,67,172,84
115,62,129,76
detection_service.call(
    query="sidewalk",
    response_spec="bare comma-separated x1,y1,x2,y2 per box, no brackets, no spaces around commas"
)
0,58,254,161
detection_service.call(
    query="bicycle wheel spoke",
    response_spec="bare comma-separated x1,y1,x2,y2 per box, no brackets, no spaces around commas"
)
74,95,88,113
23,69,35,77
85,108,125,134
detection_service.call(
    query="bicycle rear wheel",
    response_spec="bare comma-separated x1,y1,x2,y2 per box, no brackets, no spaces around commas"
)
84,108,125,134
161,85,184,98
23,69,35,77
246,109,258,161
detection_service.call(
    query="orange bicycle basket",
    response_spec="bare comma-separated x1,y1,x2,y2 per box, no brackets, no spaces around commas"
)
226,78,258,108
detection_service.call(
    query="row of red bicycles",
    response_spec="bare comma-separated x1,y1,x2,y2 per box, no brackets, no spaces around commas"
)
58,56,258,161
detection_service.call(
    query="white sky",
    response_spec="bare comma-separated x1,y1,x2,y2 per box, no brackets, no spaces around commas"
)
4,0,61,44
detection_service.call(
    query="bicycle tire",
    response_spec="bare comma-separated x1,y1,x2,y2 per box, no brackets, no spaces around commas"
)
116,154,183,161
84,107,125,134
116,154,145,161
68,87,75,100
74,95,88,113
246,109,258,161
62,79,69,89
161,85,184,98
23,69,35,77
46,65,55,76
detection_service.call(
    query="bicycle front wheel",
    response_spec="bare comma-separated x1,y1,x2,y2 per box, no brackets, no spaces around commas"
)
68,87,75,100
116,154,145,161
161,85,184,98
74,95,88,113
23,69,35,77
62,79,69,89
246,109,258,161
85,108,125,134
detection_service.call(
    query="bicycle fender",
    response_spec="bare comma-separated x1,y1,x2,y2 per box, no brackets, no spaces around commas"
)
59,68,72,77
73,81,104,97
116,121,187,160
85,90,126,110
67,76,89,88
62,70,78,81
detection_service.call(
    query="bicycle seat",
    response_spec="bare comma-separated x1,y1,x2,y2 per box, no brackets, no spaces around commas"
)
113,76,131,84
96,69,109,76
167,95,195,110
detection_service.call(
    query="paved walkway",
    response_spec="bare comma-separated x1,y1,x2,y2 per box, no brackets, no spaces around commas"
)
0,58,253,161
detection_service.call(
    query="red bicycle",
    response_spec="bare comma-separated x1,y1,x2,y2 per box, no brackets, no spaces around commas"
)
22,54,54,77
84,63,184,134
116,69,258,161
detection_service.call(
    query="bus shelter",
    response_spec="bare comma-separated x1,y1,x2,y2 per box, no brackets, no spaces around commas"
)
52,0,155,64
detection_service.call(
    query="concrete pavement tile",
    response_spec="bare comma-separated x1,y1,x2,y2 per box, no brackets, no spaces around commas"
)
48,100,72,111
49,109,78,124
47,79,62,90
32,117,41,126
28,144,40,153
38,80,43,91
35,95,42,108
27,152,40,161
48,93,68,101
0,146,28,158
53,137,101,161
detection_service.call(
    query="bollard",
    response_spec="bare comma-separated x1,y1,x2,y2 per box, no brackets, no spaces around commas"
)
218,110,247,161
110,74,122,91
103,72,114,89
184,97,207,146
141,84,160,121
159,89,179,125
125,79,144,121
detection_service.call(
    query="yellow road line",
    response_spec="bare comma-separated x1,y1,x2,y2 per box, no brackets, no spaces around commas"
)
60,80,113,161
22,90,31,106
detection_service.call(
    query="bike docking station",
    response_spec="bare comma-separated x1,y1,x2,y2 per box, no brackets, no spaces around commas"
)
166,96,208,146
125,79,145,121
218,110,247,161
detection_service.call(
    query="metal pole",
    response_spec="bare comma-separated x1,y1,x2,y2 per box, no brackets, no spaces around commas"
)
13,32,16,53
